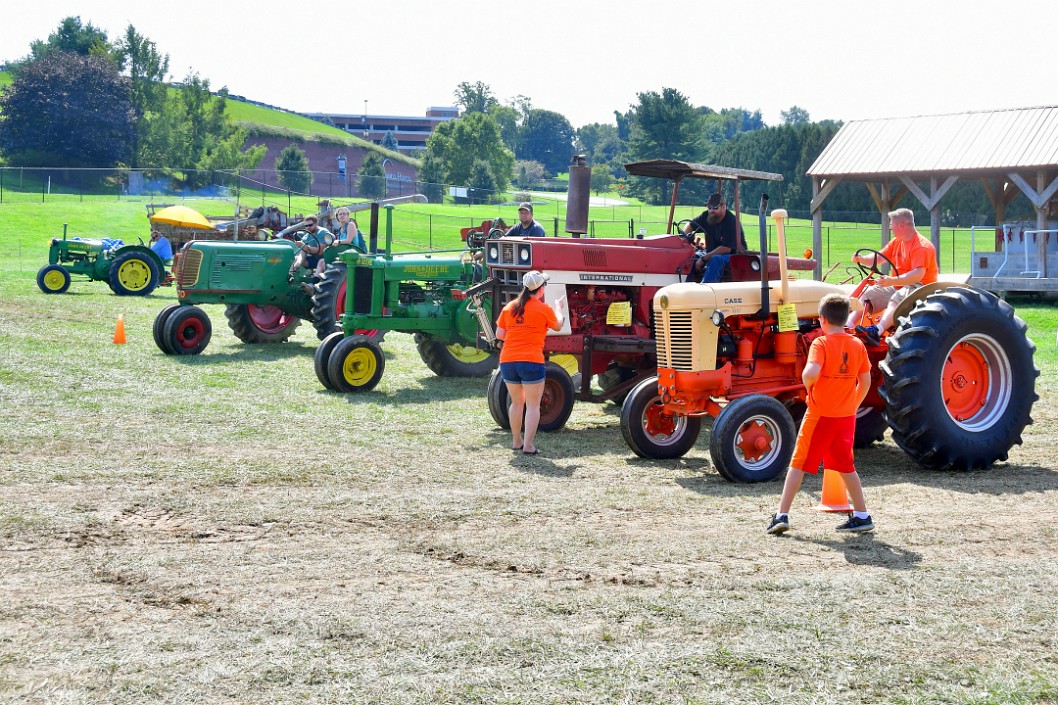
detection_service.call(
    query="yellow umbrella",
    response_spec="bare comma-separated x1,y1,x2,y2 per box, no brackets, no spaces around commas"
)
149,205,214,230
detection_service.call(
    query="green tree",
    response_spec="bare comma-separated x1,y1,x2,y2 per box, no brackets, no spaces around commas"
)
517,108,575,175
590,164,614,195
513,160,545,189
466,159,496,204
114,25,170,167
381,130,399,151
417,151,447,203
424,112,513,193
275,143,312,193
358,152,387,200
488,103,522,152
23,16,112,64
781,105,811,125
626,88,704,204
0,52,134,167
576,123,623,168
453,81,497,114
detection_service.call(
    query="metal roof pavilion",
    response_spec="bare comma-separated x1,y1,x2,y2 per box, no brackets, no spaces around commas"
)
805,106,1058,283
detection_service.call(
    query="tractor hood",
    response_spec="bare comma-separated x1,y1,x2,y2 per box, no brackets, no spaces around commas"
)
655,279,853,318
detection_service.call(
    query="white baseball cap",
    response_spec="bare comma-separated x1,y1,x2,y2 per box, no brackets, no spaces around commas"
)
522,270,550,291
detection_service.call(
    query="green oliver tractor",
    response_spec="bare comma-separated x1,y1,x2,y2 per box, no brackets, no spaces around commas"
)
312,210,499,393
37,225,168,296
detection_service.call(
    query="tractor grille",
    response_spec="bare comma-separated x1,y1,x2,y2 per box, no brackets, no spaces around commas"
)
656,311,694,370
210,255,264,288
178,248,203,288
583,248,607,268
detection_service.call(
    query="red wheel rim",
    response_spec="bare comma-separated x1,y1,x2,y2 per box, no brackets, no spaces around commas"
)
247,304,294,334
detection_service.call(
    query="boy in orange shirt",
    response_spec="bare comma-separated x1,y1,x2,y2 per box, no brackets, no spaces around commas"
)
768,294,875,534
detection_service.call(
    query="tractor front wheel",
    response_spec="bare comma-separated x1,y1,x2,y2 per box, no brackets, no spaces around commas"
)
620,377,701,459
37,264,71,294
415,333,498,377
880,287,1038,469
314,332,344,390
224,304,301,344
162,306,212,355
486,362,576,432
709,395,795,483
108,251,160,296
153,304,181,354
327,335,385,393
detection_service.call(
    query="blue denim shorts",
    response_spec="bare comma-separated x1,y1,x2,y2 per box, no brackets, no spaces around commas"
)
499,361,546,384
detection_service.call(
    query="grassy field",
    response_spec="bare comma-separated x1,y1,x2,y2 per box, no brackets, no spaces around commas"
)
1,198,1057,704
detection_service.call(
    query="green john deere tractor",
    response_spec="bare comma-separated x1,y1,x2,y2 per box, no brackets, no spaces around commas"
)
37,225,168,296
312,208,499,393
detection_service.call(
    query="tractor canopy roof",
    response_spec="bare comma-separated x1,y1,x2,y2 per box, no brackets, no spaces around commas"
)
624,160,783,183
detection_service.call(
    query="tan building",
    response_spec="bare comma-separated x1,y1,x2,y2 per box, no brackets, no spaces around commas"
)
305,107,459,154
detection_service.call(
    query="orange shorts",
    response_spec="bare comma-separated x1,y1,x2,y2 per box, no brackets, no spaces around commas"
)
790,413,856,474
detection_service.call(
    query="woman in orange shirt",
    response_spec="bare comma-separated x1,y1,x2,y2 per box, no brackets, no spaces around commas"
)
496,270,564,455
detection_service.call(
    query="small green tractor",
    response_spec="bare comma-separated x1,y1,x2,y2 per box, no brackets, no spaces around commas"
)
311,211,500,392
37,225,168,296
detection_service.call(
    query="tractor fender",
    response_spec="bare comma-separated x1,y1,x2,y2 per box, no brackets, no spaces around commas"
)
891,276,971,324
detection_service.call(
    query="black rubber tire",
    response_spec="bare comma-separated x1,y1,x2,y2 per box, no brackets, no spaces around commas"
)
709,395,796,483
224,304,301,344
153,304,181,354
879,287,1038,470
310,262,346,340
414,333,498,377
162,306,212,355
620,377,701,459
108,250,160,296
486,362,576,432
853,406,888,448
597,363,639,405
314,331,344,390
327,334,386,393
37,265,71,294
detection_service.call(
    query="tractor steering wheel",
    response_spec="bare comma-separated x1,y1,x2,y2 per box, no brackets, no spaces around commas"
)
853,248,900,282
675,219,704,246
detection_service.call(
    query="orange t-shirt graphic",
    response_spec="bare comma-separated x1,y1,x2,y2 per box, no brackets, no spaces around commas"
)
497,297,558,364
880,233,938,286
806,332,871,418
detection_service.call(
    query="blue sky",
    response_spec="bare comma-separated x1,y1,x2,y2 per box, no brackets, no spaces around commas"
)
3,0,1055,128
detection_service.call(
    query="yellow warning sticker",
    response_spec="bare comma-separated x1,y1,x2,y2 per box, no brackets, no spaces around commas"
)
777,303,799,332
606,301,632,326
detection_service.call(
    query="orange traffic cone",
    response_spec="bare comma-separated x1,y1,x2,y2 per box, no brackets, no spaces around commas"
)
113,314,127,345
814,468,852,513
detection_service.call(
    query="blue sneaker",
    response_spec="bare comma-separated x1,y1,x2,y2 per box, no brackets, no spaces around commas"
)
836,515,875,533
855,325,882,346
767,513,790,535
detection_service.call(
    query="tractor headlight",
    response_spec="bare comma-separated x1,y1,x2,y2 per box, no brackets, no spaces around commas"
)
711,310,725,327
750,258,761,272
518,243,531,265
659,294,669,310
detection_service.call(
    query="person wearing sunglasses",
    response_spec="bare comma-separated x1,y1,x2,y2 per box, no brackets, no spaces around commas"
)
682,192,746,283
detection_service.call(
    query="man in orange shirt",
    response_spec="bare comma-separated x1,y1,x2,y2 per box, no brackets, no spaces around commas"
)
769,294,874,534
848,208,938,343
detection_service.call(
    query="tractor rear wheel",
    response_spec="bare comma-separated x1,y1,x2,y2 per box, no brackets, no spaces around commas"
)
415,333,498,377
162,306,212,355
486,362,576,432
709,395,796,483
314,332,344,390
224,304,301,344
310,263,385,341
880,287,1038,469
153,304,181,354
327,334,385,393
620,377,701,459
37,264,71,294
109,250,160,296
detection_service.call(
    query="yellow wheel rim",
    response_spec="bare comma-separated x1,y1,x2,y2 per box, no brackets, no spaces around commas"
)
42,270,67,291
342,347,378,387
118,260,151,291
445,343,491,364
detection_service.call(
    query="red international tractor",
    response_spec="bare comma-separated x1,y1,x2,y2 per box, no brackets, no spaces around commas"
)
477,159,814,433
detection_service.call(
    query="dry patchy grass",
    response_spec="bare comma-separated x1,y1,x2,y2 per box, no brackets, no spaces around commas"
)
1,275,1057,705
